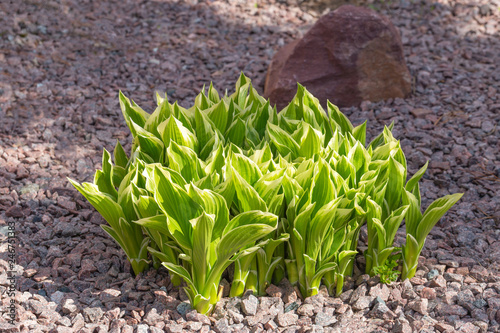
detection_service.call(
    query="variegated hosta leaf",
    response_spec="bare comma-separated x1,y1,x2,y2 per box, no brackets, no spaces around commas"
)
158,115,198,153
73,73,463,309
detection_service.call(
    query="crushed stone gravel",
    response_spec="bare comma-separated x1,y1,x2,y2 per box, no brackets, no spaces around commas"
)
0,0,499,332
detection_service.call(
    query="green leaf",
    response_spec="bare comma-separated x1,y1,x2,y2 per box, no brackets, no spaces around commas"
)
310,262,337,295
191,212,214,288
112,165,126,188
158,115,198,153
94,149,118,199
207,100,230,134
231,166,267,213
401,190,422,237
167,141,205,182
327,101,353,135
230,150,263,186
415,193,463,245
310,159,335,216
208,82,220,103
133,195,159,219
217,211,278,263
195,107,216,153
306,197,342,260
405,161,429,193
267,122,300,159
162,262,197,292
385,156,406,211
298,123,323,159
119,91,149,135
152,166,202,239
188,184,229,242
117,184,139,222
401,233,420,280
114,140,129,169
133,215,170,235
144,99,171,137
383,205,408,248
69,179,124,232
131,121,164,162
352,121,367,146
225,117,246,147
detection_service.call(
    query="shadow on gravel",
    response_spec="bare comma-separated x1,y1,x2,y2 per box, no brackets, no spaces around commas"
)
0,0,281,136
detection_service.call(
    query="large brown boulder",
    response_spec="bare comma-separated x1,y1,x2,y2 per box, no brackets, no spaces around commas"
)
264,5,412,110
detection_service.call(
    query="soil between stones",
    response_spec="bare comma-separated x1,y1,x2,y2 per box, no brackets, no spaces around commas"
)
0,0,499,332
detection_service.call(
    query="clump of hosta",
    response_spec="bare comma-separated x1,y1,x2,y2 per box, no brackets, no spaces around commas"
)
69,73,462,314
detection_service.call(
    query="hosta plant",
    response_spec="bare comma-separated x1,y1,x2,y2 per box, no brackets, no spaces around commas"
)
70,73,462,314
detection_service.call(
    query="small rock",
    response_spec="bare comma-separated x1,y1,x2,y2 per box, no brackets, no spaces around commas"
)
356,274,370,285
78,259,97,279
83,307,104,323
458,322,480,333
245,313,264,327
176,301,191,316
266,284,283,298
214,318,231,333
259,296,284,316
284,301,299,313
50,291,66,305
336,303,351,315
473,321,488,333
410,277,427,285
439,259,459,268
473,298,488,309
150,328,163,333
56,315,72,327
436,304,468,317
314,312,336,327
6,205,24,218
276,313,298,327
370,301,396,319
457,290,476,311
304,294,325,309
227,309,244,324
411,108,433,118
392,319,412,333
349,284,367,305
339,289,353,303
444,272,463,283
481,120,495,133
352,296,373,311
427,269,440,280
408,298,428,315
264,319,278,330
429,275,447,288
62,298,78,314
241,294,259,316
434,322,454,332
297,304,315,316
57,196,76,211
279,278,298,304
166,323,183,333
136,324,149,333
185,310,211,325
369,284,390,302
421,287,436,300
220,278,230,298
143,308,162,326
0,322,20,333
100,288,121,302
186,321,203,331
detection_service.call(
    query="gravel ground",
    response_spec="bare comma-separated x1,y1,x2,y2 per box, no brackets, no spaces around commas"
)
0,0,499,332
